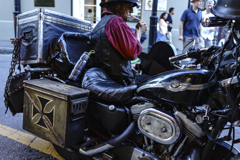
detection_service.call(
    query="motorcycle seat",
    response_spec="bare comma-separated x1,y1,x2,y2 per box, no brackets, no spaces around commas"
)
82,67,137,102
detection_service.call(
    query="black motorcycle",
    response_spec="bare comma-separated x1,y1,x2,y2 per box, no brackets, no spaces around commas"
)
5,10,240,160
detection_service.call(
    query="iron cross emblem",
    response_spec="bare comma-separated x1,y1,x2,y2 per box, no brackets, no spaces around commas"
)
32,96,54,130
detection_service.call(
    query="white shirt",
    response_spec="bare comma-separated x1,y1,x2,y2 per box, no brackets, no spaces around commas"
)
159,19,168,35
202,10,215,40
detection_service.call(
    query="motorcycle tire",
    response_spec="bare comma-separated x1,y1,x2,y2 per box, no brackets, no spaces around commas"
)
53,144,91,160
208,142,239,160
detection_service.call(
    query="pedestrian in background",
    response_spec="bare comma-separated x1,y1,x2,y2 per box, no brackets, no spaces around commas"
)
179,0,202,48
200,0,215,48
166,7,174,43
157,12,168,42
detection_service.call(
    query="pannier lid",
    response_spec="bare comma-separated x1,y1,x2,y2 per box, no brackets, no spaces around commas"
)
17,8,91,25
24,79,89,100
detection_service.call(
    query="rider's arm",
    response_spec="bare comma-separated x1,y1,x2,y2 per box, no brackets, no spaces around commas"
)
135,20,147,42
106,16,142,60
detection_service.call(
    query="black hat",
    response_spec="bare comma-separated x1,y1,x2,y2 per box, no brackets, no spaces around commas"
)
100,0,138,7
211,0,240,20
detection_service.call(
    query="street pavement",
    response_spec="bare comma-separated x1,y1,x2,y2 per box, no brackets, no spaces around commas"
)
0,53,64,159
0,40,13,54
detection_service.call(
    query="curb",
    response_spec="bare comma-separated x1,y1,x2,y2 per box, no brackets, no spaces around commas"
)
0,49,13,54
0,40,14,54
0,124,65,160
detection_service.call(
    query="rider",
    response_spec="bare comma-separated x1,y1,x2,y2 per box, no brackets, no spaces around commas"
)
91,0,147,86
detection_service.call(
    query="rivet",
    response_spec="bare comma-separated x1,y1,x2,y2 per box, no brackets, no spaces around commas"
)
146,121,151,125
162,127,167,132
19,87,21,88
28,78,30,80
15,89,17,91
109,105,115,111
225,4,227,7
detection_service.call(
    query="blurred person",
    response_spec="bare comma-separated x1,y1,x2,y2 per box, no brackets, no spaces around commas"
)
200,0,215,48
179,0,202,48
91,0,147,86
218,27,230,47
157,12,168,42
166,7,174,43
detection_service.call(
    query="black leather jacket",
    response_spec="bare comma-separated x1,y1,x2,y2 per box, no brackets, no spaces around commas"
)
91,14,135,86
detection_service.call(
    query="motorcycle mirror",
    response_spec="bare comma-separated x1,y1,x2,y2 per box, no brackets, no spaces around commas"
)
182,40,195,54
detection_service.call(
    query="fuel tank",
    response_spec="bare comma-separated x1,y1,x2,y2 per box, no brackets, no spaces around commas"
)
137,69,216,106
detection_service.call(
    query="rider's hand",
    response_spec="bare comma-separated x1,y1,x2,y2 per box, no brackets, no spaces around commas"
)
132,63,142,74
136,20,147,34
179,35,183,41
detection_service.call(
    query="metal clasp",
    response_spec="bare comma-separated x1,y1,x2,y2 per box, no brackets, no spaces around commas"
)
203,105,209,121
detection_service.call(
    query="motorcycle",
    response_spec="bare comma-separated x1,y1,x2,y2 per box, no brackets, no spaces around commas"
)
5,13,240,160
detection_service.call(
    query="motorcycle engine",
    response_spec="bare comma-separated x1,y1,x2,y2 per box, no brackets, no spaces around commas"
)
137,108,181,145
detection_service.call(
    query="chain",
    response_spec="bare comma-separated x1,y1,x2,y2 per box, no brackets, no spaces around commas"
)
4,38,20,114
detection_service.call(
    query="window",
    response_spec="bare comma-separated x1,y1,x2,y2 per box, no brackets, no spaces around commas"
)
129,0,142,22
77,0,101,24
84,0,97,23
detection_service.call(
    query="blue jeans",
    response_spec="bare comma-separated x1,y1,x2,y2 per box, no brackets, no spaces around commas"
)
156,31,166,41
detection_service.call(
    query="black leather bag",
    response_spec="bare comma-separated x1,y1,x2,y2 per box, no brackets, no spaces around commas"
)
7,72,36,115
49,32,91,80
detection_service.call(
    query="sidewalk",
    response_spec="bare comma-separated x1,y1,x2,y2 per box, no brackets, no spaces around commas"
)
0,40,13,54
0,40,183,55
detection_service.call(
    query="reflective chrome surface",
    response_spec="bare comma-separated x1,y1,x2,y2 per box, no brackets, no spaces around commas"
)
162,80,191,92
138,108,181,145
79,144,113,156
18,15,40,25
174,111,205,138
220,75,240,87
137,80,216,93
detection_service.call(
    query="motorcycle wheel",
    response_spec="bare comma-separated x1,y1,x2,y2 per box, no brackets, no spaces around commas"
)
53,144,91,160
208,142,240,160
179,142,239,160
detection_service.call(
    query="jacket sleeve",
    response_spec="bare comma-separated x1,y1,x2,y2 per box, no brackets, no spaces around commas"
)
106,17,142,60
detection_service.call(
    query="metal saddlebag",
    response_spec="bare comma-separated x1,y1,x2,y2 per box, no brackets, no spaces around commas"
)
23,79,90,148
17,8,92,65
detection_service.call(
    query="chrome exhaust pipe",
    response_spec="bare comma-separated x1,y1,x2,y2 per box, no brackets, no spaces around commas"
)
79,122,135,156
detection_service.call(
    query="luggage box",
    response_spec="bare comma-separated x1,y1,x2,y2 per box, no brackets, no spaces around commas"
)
23,79,90,148
17,8,92,64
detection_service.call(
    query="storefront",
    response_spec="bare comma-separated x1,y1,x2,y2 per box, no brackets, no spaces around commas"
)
1,0,197,50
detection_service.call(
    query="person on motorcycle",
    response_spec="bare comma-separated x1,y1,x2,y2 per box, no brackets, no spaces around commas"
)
91,0,147,86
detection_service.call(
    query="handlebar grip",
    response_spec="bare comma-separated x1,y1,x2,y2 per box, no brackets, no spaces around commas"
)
202,16,229,27
169,53,188,62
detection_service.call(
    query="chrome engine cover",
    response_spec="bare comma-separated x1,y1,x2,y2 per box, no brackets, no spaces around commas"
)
137,108,181,145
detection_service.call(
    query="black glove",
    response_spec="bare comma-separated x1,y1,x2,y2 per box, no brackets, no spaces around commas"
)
188,47,201,59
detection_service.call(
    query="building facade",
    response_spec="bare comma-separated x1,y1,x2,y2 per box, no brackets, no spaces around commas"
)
1,0,196,50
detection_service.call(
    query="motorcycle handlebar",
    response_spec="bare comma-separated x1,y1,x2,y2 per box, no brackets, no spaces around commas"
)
169,48,208,62
169,52,188,62
202,16,229,27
